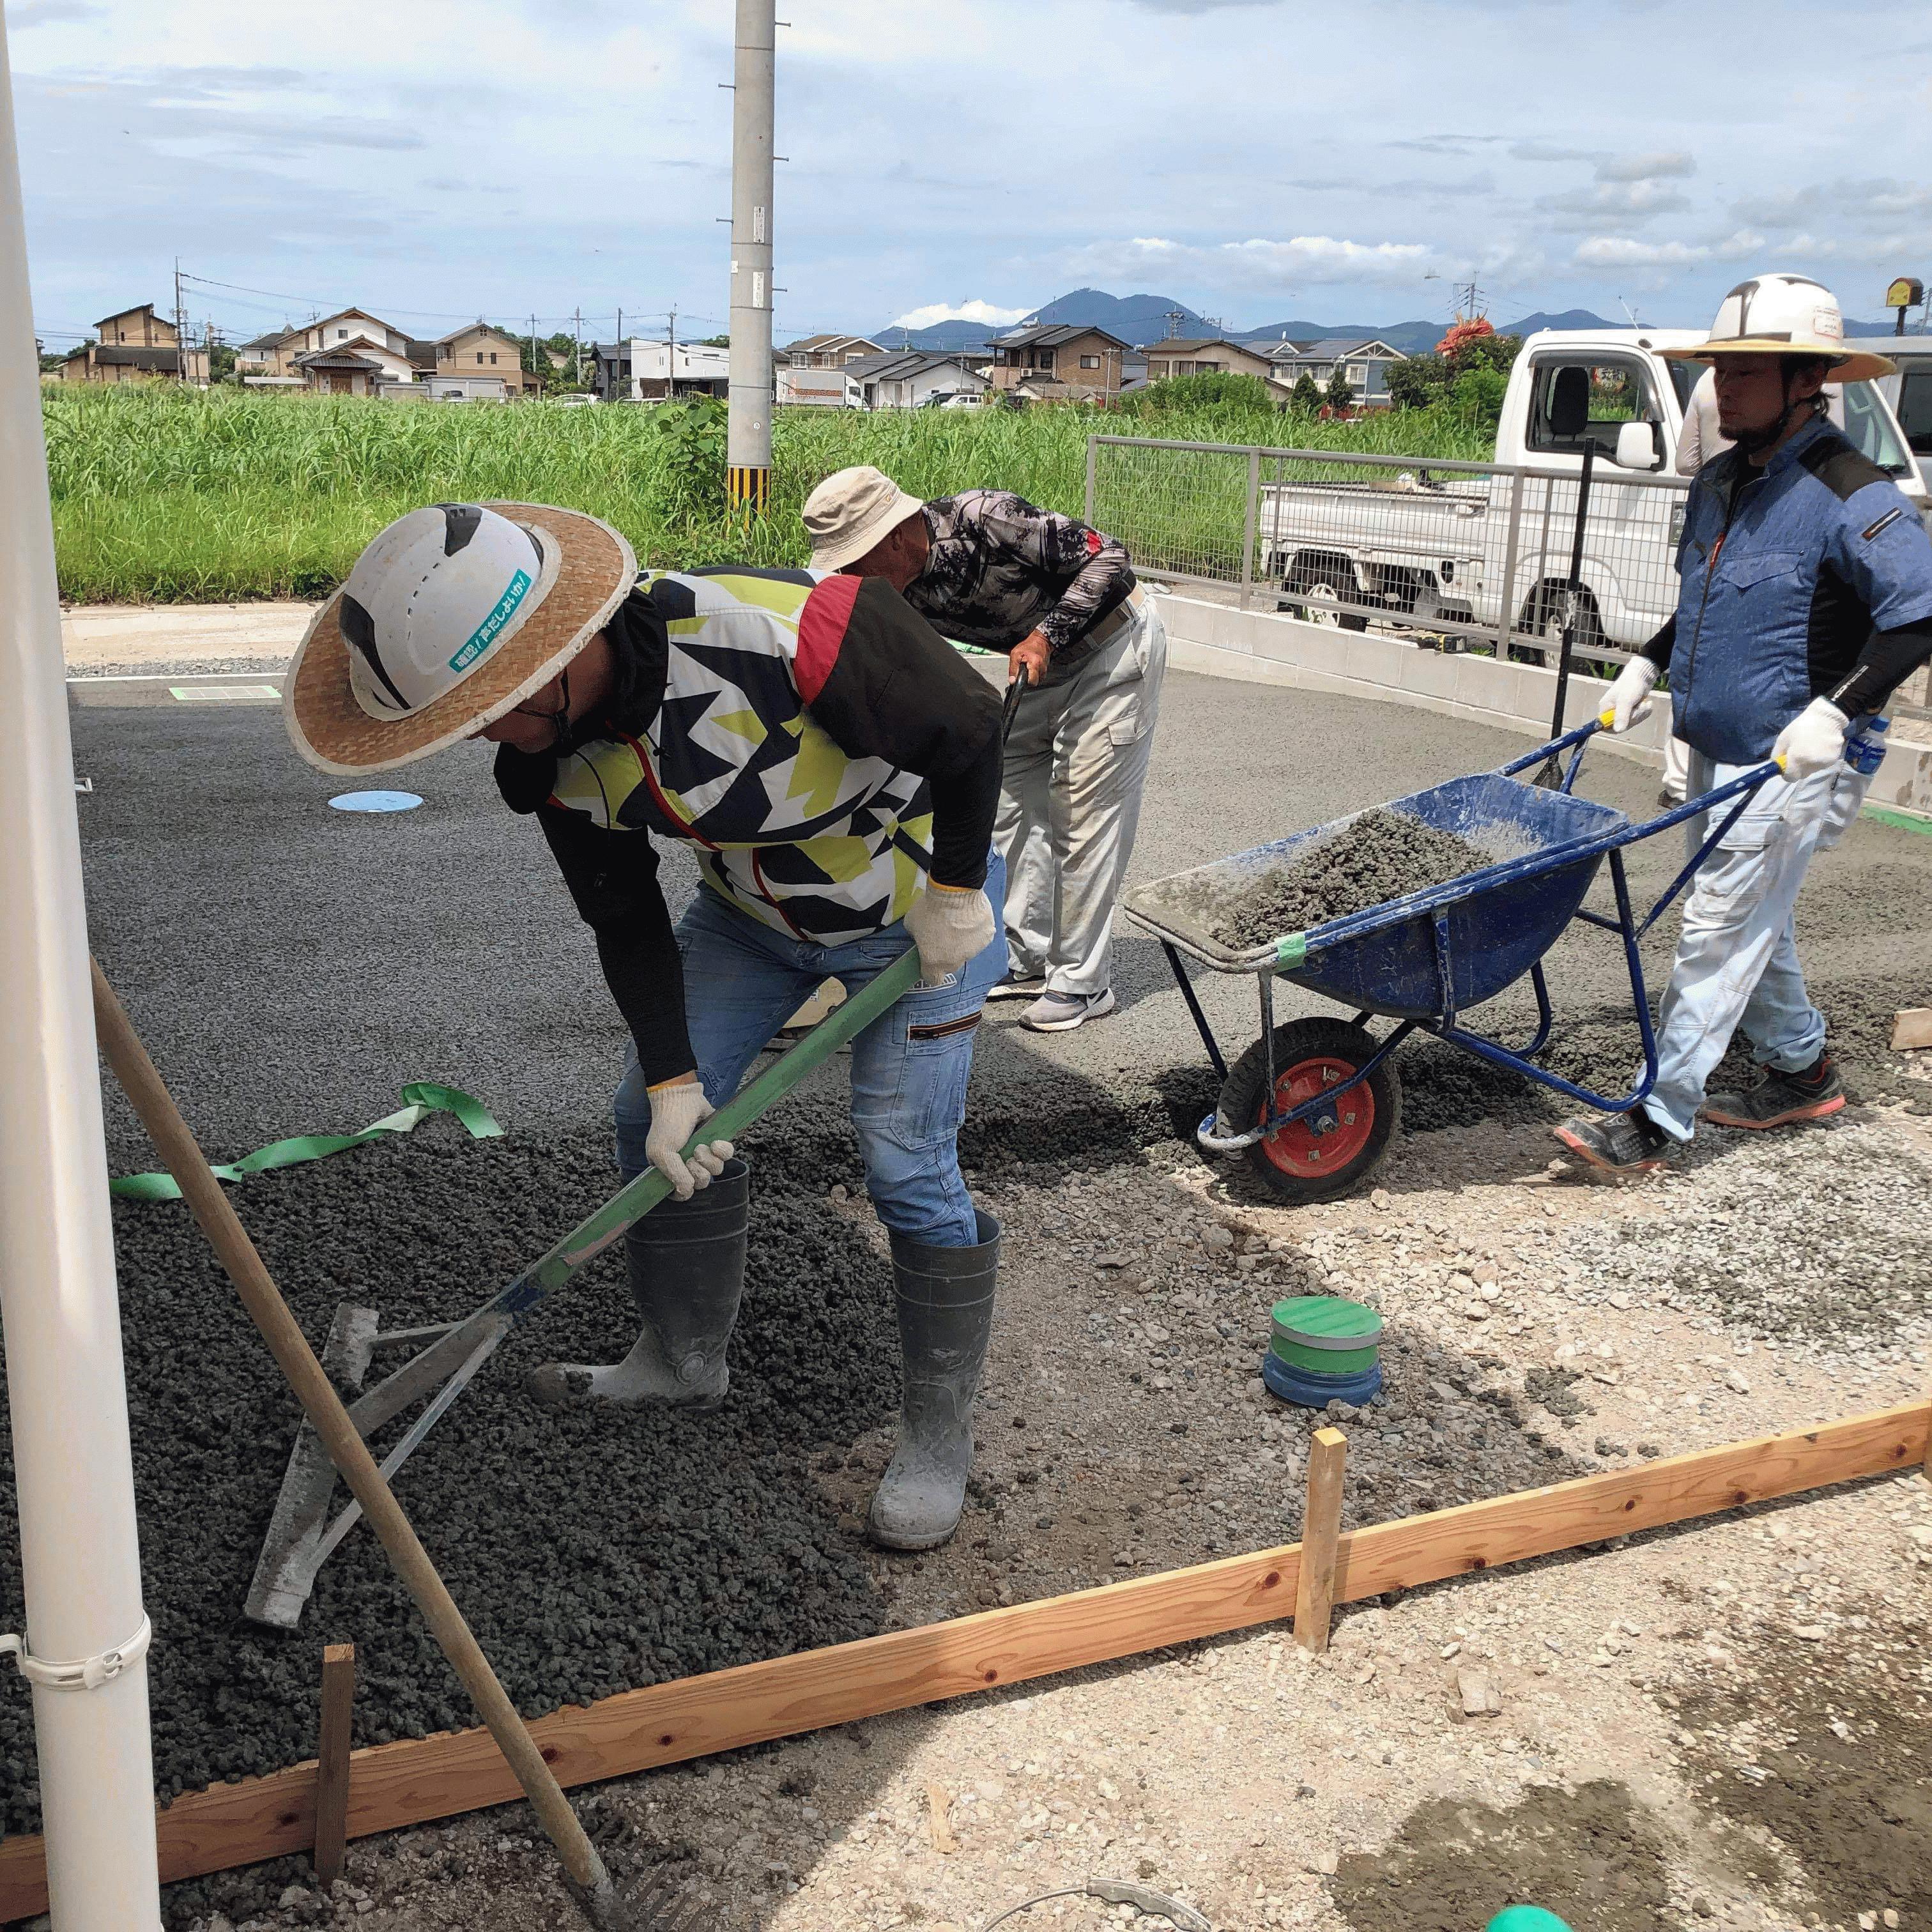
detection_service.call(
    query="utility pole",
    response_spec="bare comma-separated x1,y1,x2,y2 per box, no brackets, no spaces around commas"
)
1163,308,1186,339
667,305,677,397
0,7,164,1922
529,312,539,395
173,256,186,381
572,307,582,388
727,0,775,514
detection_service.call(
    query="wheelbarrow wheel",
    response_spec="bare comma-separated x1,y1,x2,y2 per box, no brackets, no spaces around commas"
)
1218,1017,1400,1204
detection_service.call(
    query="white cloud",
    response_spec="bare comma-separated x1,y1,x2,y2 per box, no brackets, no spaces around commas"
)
1542,179,1694,229
10,0,104,23
1596,150,1695,182
1573,237,1712,267
889,299,1031,330
1070,234,1431,288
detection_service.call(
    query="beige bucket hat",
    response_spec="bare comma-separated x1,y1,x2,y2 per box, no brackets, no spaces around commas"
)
285,501,635,776
802,466,926,572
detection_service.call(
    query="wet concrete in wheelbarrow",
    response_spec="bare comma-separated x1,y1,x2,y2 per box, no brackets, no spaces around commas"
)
1206,808,1499,952
11,678,1931,1870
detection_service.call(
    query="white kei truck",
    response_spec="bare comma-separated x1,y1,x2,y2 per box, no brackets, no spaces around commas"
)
1259,327,1930,660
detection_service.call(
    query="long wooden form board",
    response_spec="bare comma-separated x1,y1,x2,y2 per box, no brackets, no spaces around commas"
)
0,1400,1922,1917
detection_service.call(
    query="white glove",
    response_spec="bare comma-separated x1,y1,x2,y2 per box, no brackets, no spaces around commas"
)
645,1078,735,1199
1600,657,1659,734
904,881,995,986
1772,697,1850,783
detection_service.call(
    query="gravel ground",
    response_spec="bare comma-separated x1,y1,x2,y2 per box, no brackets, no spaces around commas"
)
8,669,1929,1928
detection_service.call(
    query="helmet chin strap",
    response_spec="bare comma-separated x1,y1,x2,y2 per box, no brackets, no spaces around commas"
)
1729,364,1823,456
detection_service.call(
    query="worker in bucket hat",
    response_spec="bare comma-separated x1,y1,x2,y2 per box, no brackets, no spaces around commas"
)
803,466,1167,1034
286,502,1007,1550
1557,275,1932,1171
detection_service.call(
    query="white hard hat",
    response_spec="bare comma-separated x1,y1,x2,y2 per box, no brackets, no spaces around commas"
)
1660,273,1895,383
339,503,553,719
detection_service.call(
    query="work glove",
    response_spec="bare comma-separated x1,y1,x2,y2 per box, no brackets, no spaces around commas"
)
1600,657,1659,734
1773,697,1850,785
644,1078,735,1199
905,880,995,987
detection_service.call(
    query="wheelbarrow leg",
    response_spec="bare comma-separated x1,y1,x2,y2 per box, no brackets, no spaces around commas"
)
1162,941,1228,1081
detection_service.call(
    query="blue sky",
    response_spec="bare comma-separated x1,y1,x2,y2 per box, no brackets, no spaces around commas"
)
16,0,1932,351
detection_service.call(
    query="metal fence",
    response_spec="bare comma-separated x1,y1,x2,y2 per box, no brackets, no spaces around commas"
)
1086,434,1693,664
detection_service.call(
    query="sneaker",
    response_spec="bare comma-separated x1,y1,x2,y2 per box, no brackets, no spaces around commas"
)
1552,1109,1673,1173
985,972,1048,1004
1020,988,1116,1032
1701,1053,1844,1128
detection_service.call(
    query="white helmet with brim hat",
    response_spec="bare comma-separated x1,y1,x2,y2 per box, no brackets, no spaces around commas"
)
1660,273,1896,383
284,500,636,776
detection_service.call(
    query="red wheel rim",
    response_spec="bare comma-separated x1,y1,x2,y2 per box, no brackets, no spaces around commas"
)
1257,1055,1374,1177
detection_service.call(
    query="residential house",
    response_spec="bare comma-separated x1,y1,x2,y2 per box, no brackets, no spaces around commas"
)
1262,337,1406,408
779,333,885,369
843,350,990,409
58,303,208,385
986,325,1127,403
1138,337,1278,385
611,339,732,401
424,321,527,397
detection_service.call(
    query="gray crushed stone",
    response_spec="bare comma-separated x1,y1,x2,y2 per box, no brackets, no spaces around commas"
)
1558,1120,1932,1345
0,1123,900,1841
1208,808,1497,951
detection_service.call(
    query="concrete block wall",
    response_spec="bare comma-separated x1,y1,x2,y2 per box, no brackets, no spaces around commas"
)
1151,594,1932,818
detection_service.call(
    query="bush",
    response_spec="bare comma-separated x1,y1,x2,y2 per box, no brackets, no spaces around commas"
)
1121,371,1276,416
1290,373,1322,413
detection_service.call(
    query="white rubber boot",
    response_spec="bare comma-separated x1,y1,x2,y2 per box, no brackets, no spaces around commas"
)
530,1157,749,1409
868,1209,1000,1551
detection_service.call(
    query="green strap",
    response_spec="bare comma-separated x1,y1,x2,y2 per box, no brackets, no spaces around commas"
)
111,1082,503,1202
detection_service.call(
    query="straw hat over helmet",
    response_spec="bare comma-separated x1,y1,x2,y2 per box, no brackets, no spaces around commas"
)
1659,273,1896,383
285,501,636,775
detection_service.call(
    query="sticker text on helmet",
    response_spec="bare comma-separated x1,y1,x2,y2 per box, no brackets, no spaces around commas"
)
450,570,533,674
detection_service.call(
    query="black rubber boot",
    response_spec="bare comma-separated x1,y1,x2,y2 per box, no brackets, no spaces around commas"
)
868,1209,1000,1552
530,1157,750,1409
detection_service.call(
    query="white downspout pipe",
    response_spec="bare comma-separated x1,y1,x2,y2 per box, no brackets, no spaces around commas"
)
0,6,164,1924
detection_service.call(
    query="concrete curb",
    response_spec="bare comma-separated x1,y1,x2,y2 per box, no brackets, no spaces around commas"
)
1152,593,1932,818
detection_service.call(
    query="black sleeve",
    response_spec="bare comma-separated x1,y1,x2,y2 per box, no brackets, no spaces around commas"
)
803,575,1003,890
535,806,695,1087
1640,615,1676,673
1828,617,1932,717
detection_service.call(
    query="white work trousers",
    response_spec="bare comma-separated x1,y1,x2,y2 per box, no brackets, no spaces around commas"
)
1640,748,1870,1142
995,598,1168,997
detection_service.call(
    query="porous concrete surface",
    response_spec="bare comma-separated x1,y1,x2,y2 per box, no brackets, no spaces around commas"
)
12,671,1932,1928
1207,809,1498,951
61,601,312,680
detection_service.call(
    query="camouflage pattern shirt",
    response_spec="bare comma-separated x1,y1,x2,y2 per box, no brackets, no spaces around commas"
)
906,489,1135,684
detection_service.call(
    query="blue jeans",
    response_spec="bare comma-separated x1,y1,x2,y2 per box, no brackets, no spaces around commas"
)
615,852,1007,1246
1641,752,1860,1142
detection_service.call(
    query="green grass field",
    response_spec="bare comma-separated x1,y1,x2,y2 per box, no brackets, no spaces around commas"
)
45,385,1493,604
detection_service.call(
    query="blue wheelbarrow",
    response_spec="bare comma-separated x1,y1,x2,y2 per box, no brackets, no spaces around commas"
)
1121,719,1779,1202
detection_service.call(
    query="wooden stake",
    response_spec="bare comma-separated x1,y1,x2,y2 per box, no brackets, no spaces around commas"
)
1890,1008,1932,1052
1293,1427,1347,1653
925,1783,956,1855
88,962,618,1924
313,1644,355,1889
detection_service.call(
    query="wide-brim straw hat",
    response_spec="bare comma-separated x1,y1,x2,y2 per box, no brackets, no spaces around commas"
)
285,502,635,776
1659,337,1896,383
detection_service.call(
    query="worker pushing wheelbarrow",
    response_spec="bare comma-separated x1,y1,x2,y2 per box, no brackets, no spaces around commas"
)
1123,717,1790,1202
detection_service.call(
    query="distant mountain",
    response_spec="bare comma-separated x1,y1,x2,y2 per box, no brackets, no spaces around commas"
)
867,293,1630,360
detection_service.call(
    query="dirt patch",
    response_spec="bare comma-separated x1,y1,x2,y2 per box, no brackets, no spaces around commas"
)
1672,1606,1932,1921
1209,809,1497,950
1330,1779,1671,1932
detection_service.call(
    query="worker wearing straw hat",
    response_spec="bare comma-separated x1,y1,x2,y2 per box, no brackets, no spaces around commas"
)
803,467,1167,1034
1558,275,1932,1172
286,502,1009,1549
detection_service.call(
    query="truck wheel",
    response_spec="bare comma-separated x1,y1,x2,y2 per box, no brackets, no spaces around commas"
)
1289,581,1368,632
1217,1018,1400,1203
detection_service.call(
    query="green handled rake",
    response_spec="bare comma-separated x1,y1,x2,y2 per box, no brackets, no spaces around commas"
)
244,949,923,1627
